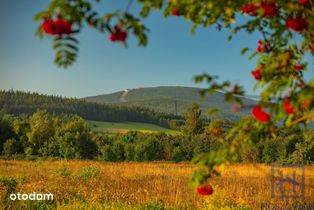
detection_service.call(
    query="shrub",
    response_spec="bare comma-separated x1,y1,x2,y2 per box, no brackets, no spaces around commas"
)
121,131,138,143
262,139,279,164
0,116,15,154
240,142,263,163
171,147,185,163
192,135,212,157
100,145,115,161
2,139,21,156
0,177,18,194
111,142,125,161
58,133,80,159
135,139,163,161
124,144,135,161
288,132,314,164
80,166,100,181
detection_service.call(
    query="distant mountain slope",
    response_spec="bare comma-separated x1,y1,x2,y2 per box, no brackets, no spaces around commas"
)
0,90,182,128
84,86,257,120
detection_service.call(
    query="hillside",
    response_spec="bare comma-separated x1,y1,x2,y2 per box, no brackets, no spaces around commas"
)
0,90,182,128
84,86,257,120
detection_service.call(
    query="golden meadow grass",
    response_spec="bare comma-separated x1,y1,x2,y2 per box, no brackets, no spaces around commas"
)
0,160,313,209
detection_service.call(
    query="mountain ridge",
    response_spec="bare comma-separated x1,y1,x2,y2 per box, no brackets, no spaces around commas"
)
84,86,258,120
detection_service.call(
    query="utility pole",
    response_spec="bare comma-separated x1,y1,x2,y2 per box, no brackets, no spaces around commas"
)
174,85,178,116
175,100,178,116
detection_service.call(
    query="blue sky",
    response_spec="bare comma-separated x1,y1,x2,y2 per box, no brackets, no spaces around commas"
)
0,0,306,98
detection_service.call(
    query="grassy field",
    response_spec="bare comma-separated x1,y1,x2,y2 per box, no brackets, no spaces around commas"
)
0,161,313,209
87,120,180,134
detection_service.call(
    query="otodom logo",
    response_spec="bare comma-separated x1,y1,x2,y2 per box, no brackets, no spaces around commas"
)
9,192,54,201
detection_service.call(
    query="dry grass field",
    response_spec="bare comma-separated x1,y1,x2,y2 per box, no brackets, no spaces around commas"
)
0,160,313,209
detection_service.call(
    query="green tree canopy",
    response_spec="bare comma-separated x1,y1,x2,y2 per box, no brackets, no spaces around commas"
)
182,103,204,136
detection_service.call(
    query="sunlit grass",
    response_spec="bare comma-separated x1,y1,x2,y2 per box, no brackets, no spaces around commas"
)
0,161,313,209
87,120,180,135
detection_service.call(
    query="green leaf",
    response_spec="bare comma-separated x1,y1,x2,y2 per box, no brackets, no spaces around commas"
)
34,11,49,21
241,47,249,55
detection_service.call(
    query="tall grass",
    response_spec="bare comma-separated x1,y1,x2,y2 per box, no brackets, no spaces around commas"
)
0,161,313,209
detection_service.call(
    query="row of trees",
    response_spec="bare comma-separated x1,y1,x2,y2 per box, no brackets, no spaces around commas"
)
0,90,183,128
0,110,96,159
0,108,313,164
95,129,314,164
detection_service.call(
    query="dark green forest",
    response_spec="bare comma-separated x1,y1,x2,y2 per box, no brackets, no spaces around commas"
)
0,90,183,128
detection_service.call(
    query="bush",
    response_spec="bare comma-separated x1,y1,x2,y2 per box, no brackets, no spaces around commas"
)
121,131,138,143
58,133,80,159
124,144,135,161
2,139,21,156
262,139,279,164
80,166,100,181
111,142,125,161
135,139,163,161
171,147,185,163
0,116,15,153
192,135,212,157
0,176,18,197
240,142,263,163
24,147,33,159
100,145,115,161
179,136,195,161
288,132,314,164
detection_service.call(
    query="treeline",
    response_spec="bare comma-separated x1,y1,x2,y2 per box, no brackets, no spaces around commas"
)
0,90,183,128
90,129,314,164
0,109,313,164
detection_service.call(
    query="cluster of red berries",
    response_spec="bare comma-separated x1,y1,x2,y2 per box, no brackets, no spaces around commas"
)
244,1,312,123
252,106,271,123
242,2,278,17
295,64,305,71
172,9,181,16
284,99,310,115
253,99,311,123
196,184,213,196
286,0,310,32
242,1,310,33
299,0,310,5
251,68,262,80
303,99,309,108
242,3,257,16
261,2,278,17
284,99,295,114
42,18,72,36
286,17,309,32
110,26,128,43
256,40,270,53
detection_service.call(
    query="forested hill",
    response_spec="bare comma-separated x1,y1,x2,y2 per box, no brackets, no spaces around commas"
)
85,86,258,121
0,90,183,128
